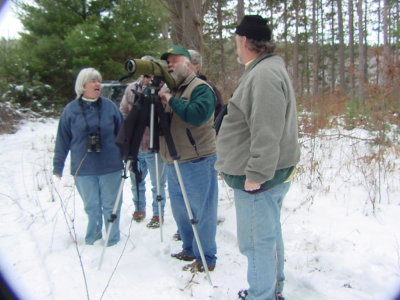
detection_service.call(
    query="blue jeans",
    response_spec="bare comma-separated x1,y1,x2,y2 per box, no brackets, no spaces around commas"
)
130,151,167,216
75,170,123,246
167,155,218,266
234,182,291,300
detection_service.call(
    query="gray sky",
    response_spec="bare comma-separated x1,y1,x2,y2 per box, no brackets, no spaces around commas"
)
0,0,23,39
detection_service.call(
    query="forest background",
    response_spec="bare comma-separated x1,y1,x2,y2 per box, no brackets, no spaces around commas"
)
0,0,399,210
0,1,399,299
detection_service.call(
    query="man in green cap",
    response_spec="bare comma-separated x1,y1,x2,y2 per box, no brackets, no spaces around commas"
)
159,45,218,273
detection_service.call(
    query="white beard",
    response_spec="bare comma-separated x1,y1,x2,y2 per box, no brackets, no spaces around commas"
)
170,64,188,85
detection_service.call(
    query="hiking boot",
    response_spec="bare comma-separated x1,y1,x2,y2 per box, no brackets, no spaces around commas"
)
146,216,163,228
182,261,215,273
238,290,248,299
172,230,181,241
276,292,285,300
171,251,195,261
132,211,146,222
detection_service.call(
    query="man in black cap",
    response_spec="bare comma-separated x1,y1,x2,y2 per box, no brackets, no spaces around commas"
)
159,45,219,273
215,15,300,300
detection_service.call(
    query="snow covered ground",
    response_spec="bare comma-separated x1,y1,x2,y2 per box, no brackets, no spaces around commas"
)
0,119,399,300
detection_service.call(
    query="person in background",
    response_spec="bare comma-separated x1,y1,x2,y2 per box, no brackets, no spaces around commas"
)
215,15,300,300
159,45,218,273
53,67,124,246
119,55,167,229
188,49,224,118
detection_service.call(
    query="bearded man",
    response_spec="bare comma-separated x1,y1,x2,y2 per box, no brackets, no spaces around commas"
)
215,15,300,300
159,45,218,273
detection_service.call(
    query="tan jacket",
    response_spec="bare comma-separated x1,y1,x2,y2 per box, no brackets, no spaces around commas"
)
160,74,216,163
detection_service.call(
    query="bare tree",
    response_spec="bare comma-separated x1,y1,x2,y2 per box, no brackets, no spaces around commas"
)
293,0,301,95
376,0,382,85
357,0,366,101
396,1,400,63
283,0,289,64
303,0,311,94
363,0,369,82
337,0,346,92
237,0,245,22
349,0,356,95
328,0,335,93
312,0,319,96
216,0,226,91
382,0,392,85
161,0,204,51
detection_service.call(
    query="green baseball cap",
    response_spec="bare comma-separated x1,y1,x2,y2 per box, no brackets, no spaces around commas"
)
160,45,192,61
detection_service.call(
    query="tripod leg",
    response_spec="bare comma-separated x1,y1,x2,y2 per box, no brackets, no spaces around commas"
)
98,161,129,270
154,153,164,242
152,95,213,284
149,99,165,242
172,160,213,286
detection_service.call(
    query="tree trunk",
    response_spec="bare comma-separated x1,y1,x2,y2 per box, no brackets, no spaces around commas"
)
396,1,400,63
383,0,392,86
237,0,244,23
329,0,335,93
283,0,289,64
217,0,226,91
162,0,204,51
376,0,381,85
304,2,310,95
319,0,326,93
357,0,366,101
312,0,319,97
293,0,300,95
337,0,346,93
236,0,245,76
363,0,368,83
348,0,356,96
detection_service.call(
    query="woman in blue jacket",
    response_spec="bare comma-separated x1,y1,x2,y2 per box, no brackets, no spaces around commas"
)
53,67,124,246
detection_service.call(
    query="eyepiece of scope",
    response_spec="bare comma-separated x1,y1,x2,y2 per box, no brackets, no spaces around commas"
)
124,59,136,73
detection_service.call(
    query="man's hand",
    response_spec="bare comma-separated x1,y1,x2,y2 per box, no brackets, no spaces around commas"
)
244,179,261,191
159,92,172,104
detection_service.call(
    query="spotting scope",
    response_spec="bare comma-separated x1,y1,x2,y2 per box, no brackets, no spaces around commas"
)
124,59,175,90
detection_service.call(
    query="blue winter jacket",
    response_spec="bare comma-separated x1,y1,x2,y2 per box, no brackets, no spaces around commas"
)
53,97,123,176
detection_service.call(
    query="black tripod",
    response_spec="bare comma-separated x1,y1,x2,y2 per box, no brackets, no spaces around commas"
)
100,79,213,285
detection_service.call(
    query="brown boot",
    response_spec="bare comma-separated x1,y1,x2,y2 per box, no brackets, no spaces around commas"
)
171,251,195,261
146,216,163,228
182,261,215,273
132,211,146,222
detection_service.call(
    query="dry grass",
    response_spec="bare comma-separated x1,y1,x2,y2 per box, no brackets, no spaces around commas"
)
0,102,22,134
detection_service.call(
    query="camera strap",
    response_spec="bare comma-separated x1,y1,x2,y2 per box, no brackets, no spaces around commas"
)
79,97,102,134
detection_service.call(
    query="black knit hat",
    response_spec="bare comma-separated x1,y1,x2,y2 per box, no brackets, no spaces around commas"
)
235,15,271,41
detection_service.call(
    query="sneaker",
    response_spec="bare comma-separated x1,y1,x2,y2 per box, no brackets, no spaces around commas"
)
171,251,195,261
132,211,146,222
238,290,248,299
172,230,181,241
276,292,285,300
182,261,215,273
146,216,163,228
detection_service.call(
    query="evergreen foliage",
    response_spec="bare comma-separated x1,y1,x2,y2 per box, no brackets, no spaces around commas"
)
5,0,168,107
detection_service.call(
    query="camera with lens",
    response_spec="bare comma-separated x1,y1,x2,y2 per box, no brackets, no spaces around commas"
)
87,132,101,152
